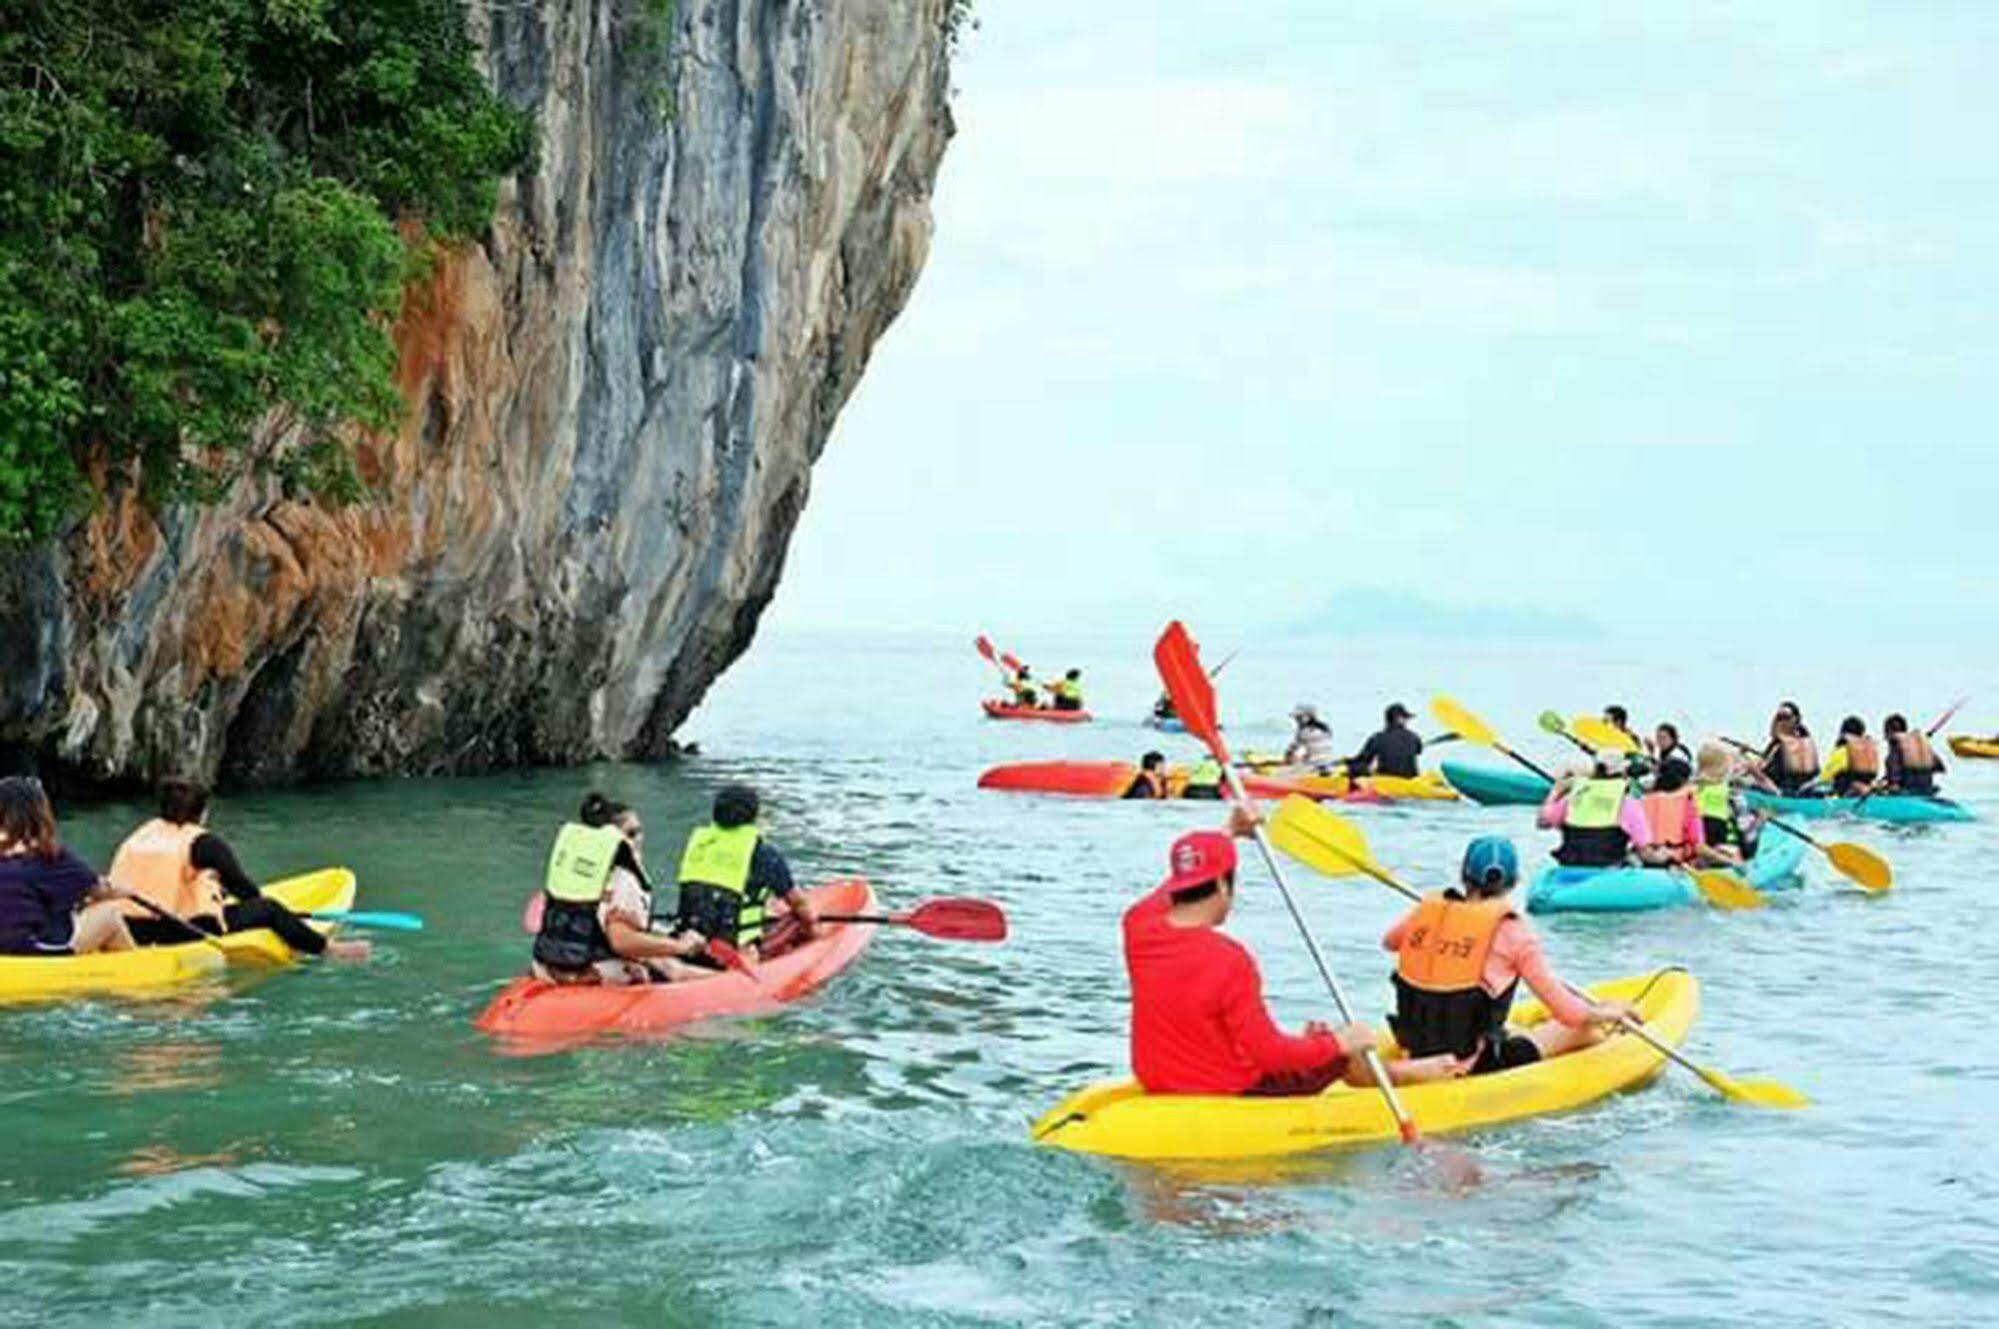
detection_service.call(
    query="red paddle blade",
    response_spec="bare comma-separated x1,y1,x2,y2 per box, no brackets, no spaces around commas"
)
975,634,997,665
707,938,759,979
906,898,1008,942
1001,652,1023,674
1153,621,1226,758
521,892,545,934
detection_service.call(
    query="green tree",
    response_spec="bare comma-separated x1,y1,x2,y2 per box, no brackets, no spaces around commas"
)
0,0,533,542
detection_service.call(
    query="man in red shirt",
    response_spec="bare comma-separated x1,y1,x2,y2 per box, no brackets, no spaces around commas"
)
1122,809,1388,1096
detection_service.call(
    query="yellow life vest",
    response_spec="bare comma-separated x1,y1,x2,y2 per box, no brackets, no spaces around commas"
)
543,822,626,903
677,824,766,946
1564,778,1627,829
110,819,226,922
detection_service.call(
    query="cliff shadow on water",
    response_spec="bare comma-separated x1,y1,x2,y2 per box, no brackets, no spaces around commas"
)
0,0,957,793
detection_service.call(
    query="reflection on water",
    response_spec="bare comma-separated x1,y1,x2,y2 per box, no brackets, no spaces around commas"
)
108,1039,225,1098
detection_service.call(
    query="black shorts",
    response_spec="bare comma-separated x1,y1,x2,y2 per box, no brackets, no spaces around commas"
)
1470,1033,1542,1076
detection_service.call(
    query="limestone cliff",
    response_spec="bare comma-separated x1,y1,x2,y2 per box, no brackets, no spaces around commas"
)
0,0,954,786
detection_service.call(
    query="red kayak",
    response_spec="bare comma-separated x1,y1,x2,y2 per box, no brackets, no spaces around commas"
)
982,700,1093,723
976,760,1383,803
474,879,877,1050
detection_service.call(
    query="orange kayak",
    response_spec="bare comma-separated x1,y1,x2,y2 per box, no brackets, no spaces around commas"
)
474,879,876,1050
982,700,1093,723
976,760,1383,803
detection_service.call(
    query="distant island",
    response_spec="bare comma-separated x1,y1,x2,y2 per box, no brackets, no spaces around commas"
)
1278,588,1605,641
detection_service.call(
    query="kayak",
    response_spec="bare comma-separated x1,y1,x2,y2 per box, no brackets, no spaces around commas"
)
1745,790,1975,825
1526,828,1808,914
1144,715,1188,733
976,760,1383,803
1441,761,1552,806
0,868,356,1003
1948,736,1999,760
983,700,1092,723
1031,970,1697,1160
1267,768,1459,803
473,879,876,1047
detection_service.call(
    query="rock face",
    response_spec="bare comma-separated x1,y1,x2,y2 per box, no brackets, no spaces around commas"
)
0,0,954,786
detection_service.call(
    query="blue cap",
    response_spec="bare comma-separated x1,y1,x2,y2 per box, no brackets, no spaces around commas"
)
1461,836,1519,891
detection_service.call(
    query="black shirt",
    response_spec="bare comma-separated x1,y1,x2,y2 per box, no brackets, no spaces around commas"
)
1346,726,1423,779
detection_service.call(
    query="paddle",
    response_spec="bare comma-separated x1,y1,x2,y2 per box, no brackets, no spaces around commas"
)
1757,817,1893,893
1156,621,1424,1149
1537,711,1594,755
1926,696,1970,737
817,897,1009,942
125,892,230,955
1432,696,1556,783
974,634,1012,685
1569,715,1638,755
305,909,425,932
1266,797,1808,1109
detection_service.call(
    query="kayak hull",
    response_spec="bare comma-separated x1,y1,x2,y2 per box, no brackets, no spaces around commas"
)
1526,830,1807,914
1746,790,1975,825
0,868,355,1003
976,760,1380,803
1267,768,1459,803
982,701,1092,723
1440,761,1552,806
1031,971,1696,1160
1143,716,1187,733
473,879,876,1048
1948,736,1999,760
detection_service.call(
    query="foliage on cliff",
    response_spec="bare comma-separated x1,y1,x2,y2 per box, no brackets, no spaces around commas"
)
0,0,533,543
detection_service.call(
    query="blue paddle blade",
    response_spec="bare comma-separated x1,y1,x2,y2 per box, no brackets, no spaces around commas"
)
308,909,426,932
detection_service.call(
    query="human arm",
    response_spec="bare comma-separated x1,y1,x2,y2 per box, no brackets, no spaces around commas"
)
1216,950,1354,1073
1498,921,1631,1028
1535,783,1571,829
756,844,816,939
1617,798,1653,847
191,833,261,902
1344,734,1382,775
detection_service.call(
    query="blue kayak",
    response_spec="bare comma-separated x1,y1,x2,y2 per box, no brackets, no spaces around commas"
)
1145,715,1187,733
1526,826,1808,914
1746,790,1975,825
1440,761,1551,806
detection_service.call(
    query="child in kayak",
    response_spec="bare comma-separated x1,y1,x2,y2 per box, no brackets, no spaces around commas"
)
1122,810,1454,1096
1693,742,1766,868
0,777,136,957
533,793,710,984
1382,837,1639,1076
112,780,370,961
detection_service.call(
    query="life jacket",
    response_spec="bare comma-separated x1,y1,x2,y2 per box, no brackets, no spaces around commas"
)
1183,757,1224,793
1050,677,1082,703
531,822,626,973
1641,790,1697,861
1775,735,1819,781
110,820,226,923
675,823,769,947
1125,768,1168,799
1555,777,1631,867
1891,731,1938,774
1389,891,1518,1060
1842,736,1881,780
1695,781,1738,848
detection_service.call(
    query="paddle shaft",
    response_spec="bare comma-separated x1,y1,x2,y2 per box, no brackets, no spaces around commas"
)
126,893,230,954
1221,766,1420,1142
817,912,908,926
1926,697,1968,737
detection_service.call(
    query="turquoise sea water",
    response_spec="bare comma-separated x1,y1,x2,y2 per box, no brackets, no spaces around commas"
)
3,630,1995,1326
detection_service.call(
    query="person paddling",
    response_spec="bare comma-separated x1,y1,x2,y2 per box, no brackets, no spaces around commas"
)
1049,669,1086,712
1283,704,1337,768
1652,722,1693,780
1605,705,1655,776
1760,703,1819,794
1883,713,1946,795
1381,837,1639,1075
1341,703,1423,780
671,784,819,962
1820,716,1881,797
1181,755,1226,801
1637,756,1704,866
113,780,371,961
1008,665,1041,709
1536,752,1664,867
1123,751,1170,800
533,793,709,984
1693,742,1766,868
0,777,136,958
1122,812,1450,1095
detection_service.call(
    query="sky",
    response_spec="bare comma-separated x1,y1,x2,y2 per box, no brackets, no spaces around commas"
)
767,1,1995,642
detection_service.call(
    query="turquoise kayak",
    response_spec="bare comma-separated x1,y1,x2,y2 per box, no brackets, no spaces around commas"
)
1441,761,1551,806
1526,826,1808,914
1746,790,1975,825
1144,715,1187,733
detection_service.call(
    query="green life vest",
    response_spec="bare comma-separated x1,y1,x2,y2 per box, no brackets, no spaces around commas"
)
1694,782,1732,820
543,823,627,903
1186,757,1223,789
677,824,765,945
1052,678,1081,702
1565,778,1628,829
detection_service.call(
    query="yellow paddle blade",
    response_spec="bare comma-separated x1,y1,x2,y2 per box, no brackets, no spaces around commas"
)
1570,716,1637,753
1268,795,1375,878
1697,1067,1811,1110
1826,841,1893,892
1690,869,1767,911
1430,695,1496,749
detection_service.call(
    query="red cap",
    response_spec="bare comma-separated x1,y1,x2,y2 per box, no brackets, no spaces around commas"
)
1161,830,1237,893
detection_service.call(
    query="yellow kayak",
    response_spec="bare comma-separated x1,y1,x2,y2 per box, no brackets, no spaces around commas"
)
1030,970,1697,1160
1280,768,1460,802
0,868,355,1003
1948,736,1999,760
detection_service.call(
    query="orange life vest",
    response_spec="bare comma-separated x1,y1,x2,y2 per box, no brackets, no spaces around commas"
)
1843,735,1881,779
109,820,225,922
1891,731,1938,772
1641,791,1697,859
1777,735,1819,777
1390,892,1518,1061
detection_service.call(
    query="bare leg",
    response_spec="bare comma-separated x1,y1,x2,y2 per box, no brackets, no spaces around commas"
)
72,902,135,954
1526,1019,1606,1061
1342,1052,1464,1088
